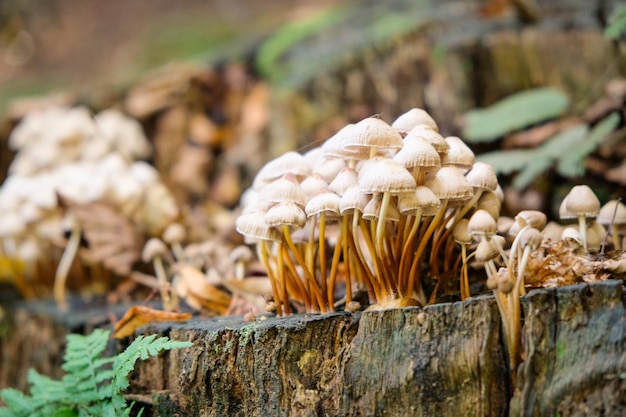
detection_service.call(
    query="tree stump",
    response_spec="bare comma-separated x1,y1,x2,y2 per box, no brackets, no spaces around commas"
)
1,281,624,416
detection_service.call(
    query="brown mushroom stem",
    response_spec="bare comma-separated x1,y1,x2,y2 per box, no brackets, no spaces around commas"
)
152,254,173,311
459,243,470,300
327,227,343,310
54,223,82,311
507,224,529,290
407,199,449,298
429,207,459,278
341,218,352,305
351,212,378,299
398,210,422,295
275,240,291,315
259,240,283,316
359,216,389,301
281,244,311,312
318,212,328,310
282,225,326,312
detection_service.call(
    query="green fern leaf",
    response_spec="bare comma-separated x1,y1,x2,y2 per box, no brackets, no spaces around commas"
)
27,369,68,409
462,88,570,143
557,112,620,177
0,328,191,417
605,4,626,40
0,389,34,417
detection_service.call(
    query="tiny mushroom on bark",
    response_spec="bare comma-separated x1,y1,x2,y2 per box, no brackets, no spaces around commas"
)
562,185,600,251
142,237,175,311
597,199,626,250
162,222,187,262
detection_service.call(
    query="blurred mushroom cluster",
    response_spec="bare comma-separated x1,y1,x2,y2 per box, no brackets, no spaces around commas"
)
0,106,178,307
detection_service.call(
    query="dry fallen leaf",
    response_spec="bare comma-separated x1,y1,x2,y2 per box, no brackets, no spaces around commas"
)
113,305,192,339
175,265,231,314
64,200,144,277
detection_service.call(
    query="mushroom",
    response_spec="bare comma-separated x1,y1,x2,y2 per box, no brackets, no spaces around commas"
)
391,107,439,136
163,222,187,262
53,214,83,311
228,245,254,281
452,219,473,300
597,199,626,250
235,210,283,315
142,237,175,311
305,188,343,309
561,185,600,251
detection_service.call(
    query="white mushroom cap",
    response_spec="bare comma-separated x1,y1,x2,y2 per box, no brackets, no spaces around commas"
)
563,185,600,218
441,136,475,171
424,166,474,202
305,189,341,218
393,136,440,170
258,172,307,207
339,186,369,215
300,174,329,199
264,201,307,229
405,126,449,154
597,200,626,225
391,108,439,135
358,157,416,195
465,162,498,192
236,211,281,242
95,109,152,161
141,237,170,263
342,117,404,155
53,162,108,204
252,151,310,190
468,209,497,240
328,167,358,196
397,186,440,216
163,222,187,245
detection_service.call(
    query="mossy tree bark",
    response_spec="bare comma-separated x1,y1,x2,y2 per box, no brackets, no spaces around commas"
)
1,281,624,416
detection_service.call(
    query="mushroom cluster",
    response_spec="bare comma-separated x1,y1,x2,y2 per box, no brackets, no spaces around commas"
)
0,106,179,307
236,109,503,315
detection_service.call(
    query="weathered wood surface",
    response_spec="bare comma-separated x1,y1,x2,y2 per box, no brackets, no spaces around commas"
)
1,281,624,416
131,296,508,417
512,281,626,417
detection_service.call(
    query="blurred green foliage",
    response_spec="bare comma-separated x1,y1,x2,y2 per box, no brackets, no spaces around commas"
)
477,112,620,189
462,88,570,143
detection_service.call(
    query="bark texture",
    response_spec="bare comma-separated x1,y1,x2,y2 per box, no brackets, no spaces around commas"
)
131,295,509,417
1,281,624,416
512,281,626,417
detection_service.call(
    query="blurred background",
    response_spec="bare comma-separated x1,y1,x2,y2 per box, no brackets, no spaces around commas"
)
0,0,623,298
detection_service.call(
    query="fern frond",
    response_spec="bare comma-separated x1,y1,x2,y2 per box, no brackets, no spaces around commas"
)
0,328,191,417
27,369,69,410
112,334,192,392
0,389,34,417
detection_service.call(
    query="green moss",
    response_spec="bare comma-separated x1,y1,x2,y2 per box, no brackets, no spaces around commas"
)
238,322,260,347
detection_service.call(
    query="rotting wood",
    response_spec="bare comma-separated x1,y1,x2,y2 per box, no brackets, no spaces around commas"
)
1,281,624,416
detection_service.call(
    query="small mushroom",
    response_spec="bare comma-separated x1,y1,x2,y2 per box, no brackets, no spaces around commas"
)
53,214,82,311
163,222,187,262
142,237,174,311
561,185,600,251
228,245,254,281
597,199,626,250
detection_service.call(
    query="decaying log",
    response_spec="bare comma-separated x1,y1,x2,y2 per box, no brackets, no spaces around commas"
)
130,296,508,417
1,281,624,416
512,281,626,417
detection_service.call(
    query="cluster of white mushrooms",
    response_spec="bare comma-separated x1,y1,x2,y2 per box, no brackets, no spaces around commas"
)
237,108,505,316
236,107,626,381
0,106,179,307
